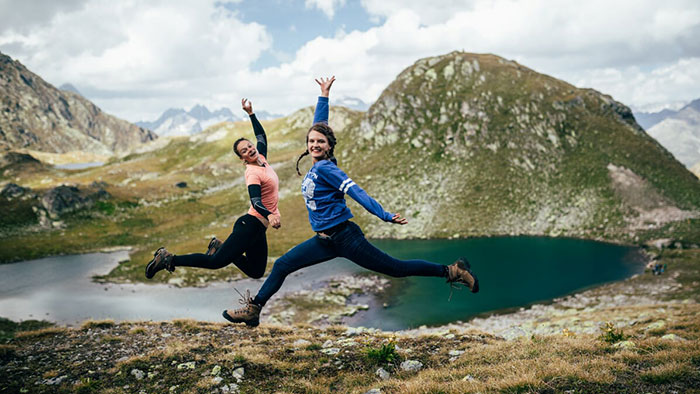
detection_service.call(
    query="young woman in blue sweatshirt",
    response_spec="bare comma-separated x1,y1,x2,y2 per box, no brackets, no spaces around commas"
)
223,77,479,327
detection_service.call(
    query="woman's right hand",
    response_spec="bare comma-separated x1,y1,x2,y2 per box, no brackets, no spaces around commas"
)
241,98,254,115
315,76,335,97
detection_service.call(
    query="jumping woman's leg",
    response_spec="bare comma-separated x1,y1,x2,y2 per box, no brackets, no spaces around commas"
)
234,219,268,279
171,215,263,272
252,235,337,306
336,222,446,278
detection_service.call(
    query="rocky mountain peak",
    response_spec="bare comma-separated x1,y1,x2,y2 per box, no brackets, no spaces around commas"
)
362,51,642,155
0,51,157,154
188,104,211,119
343,51,699,240
684,98,700,112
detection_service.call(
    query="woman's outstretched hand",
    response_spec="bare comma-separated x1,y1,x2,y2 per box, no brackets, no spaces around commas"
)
315,76,335,97
241,98,254,115
391,213,408,225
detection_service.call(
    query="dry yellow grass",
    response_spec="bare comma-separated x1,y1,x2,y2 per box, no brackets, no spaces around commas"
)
14,326,67,339
80,319,115,329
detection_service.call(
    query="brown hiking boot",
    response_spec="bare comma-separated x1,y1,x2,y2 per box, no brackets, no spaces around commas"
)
206,237,223,256
447,257,479,293
145,247,174,279
222,289,261,327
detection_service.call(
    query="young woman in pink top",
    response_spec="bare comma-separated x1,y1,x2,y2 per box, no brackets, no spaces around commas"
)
145,98,280,280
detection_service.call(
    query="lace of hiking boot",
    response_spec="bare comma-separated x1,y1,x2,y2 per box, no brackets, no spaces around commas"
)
446,265,469,301
160,249,175,273
447,281,466,301
232,288,256,316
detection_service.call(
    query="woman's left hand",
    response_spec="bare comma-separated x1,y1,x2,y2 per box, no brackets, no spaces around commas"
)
315,76,335,97
269,214,281,229
391,213,408,225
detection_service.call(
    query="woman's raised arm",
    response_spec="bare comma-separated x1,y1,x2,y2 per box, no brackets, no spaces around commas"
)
242,98,267,158
312,76,335,125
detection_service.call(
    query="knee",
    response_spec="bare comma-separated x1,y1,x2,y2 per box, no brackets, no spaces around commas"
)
208,254,230,269
248,268,265,279
271,257,293,275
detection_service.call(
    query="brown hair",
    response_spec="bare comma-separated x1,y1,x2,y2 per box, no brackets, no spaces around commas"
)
295,123,337,175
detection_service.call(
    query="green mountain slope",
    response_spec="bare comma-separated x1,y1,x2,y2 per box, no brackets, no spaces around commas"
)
341,52,700,241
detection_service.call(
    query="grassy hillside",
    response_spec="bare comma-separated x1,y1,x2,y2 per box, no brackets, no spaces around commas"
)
343,52,700,242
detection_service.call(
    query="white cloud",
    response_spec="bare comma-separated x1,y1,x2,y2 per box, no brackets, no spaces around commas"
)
572,58,700,112
1,0,269,121
0,0,88,34
360,0,476,24
1,0,698,122
305,0,346,19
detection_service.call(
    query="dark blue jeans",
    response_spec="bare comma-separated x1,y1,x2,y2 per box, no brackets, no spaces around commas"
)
253,221,446,306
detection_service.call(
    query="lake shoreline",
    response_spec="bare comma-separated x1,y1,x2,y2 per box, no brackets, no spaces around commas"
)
0,238,657,333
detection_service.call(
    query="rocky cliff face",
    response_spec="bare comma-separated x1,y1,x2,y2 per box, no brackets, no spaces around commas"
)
339,52,700,240
0,52,156,154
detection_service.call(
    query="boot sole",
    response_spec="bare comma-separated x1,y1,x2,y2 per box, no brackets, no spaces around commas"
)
144,248,164,279
222,310,259,327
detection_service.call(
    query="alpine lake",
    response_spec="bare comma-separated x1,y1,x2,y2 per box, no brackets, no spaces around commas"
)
0,237,644,330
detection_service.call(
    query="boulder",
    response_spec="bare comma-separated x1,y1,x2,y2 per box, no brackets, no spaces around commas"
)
130,369,145,380
41,184,111,217
1,183,28,199
400,360,423,372
646,238,674,250
375,367,390,380
42,185,90,217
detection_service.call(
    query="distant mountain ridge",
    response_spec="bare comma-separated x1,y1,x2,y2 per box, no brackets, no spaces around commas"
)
58,83,82,96
633,99,700,129
336,97,370,111
137,105,283,137
645,99,700,168
0,52,156,154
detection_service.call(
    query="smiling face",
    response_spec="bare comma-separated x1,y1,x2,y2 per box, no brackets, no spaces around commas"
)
307,130,331,162
235,139,259,163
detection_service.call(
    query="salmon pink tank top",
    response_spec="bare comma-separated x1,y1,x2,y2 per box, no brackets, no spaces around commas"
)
244,154,280,219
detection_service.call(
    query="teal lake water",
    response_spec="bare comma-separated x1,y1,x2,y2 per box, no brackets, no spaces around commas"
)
0,237,644,330
345,237,645,330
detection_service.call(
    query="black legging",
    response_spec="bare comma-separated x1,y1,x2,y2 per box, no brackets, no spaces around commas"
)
171,214,268,278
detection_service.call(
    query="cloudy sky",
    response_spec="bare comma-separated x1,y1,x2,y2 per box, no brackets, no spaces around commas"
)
1,0,699,123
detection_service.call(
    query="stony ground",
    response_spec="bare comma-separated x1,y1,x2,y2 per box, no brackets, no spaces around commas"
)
1,248,699,393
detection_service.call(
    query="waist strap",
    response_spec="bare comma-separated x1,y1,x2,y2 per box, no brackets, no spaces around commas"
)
317,220,349,236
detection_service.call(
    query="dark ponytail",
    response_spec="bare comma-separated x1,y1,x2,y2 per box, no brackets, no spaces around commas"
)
295,150,309,176
295,123,337,176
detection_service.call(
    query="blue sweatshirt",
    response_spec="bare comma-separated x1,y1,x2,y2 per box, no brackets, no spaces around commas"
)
303,97,394,232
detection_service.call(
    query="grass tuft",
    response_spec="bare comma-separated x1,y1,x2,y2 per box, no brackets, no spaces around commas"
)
14,327,67,339
640,361,692,384
81,319,115,329
365,341,400,366
598,321,625,344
